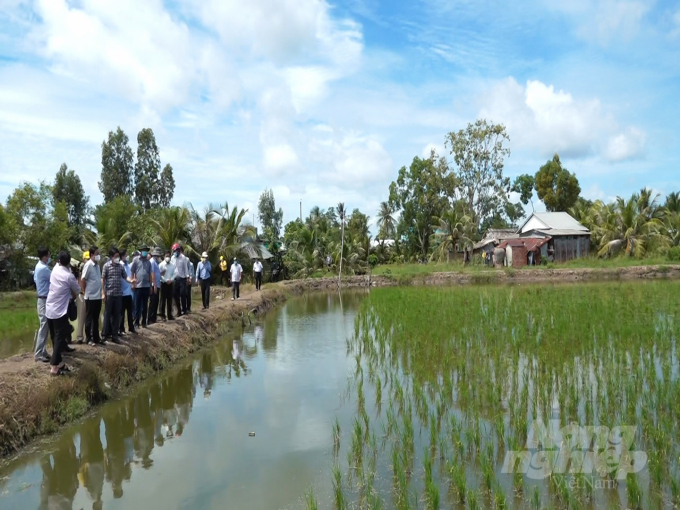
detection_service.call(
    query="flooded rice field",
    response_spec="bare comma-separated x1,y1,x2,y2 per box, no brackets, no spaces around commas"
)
1,282,679,509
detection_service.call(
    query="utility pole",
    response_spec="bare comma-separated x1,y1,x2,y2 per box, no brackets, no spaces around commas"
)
299,201,302,222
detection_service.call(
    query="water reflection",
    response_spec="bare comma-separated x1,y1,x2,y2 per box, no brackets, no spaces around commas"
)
0,290,367,509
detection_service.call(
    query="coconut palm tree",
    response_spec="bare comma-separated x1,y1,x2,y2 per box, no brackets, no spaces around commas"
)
376,201,396,242
594,191,668,257
149,206,192,251
212,202,260,260
431,204,474,263
188,204,224,260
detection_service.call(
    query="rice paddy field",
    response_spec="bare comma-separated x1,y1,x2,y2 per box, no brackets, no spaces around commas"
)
315,281,680,510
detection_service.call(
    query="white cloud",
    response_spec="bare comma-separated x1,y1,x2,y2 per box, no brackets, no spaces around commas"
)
479,77,645,162
547,0,651,45
604,127,646,161
670,10,680,38
263,144,300,175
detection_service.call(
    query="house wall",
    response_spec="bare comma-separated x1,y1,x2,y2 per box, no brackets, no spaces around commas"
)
520,216,548,234
553,236,590,262
511,246,528,268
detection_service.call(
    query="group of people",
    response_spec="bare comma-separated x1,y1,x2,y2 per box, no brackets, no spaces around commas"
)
33,241,266,375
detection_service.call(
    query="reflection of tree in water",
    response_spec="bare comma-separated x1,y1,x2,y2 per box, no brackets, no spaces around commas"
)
39,435,79,510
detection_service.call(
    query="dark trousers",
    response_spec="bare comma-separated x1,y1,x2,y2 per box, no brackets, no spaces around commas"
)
174,278,188,315
255,271,262,290
220,273,229,286
120,295,134,333
232,281,240,299
84,299,102,343
148,289,159,323
187,283,192,311
134,287,150,326
47,313,70,367
160,282,174,318
199,279,211,308
104,295,122,341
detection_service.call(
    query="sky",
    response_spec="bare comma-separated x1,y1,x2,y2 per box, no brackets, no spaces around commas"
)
0,0,679,231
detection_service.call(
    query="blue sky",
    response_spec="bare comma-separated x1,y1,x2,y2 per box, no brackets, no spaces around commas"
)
0,0,679,230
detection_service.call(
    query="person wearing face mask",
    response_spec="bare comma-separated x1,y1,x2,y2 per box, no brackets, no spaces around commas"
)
196,252,212,309
158,250,175,321
33,246,54,363
81,245,103,346
131,246,155,329
147,248,162,325
118,249,135,336
101,247,135,344
75,251,89,344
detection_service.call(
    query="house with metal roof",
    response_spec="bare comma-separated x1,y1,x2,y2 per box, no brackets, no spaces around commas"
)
517,212,590,262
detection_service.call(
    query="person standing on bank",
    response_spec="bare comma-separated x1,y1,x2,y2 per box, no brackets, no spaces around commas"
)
219,256,229,286
118,249,135,336
230,258,242,300
131,246,155,329
102,247,135,344
34,246,53,363
159,250,175,321
253,258,263,291
148,248,162,324
81,246,103,346
172,244,190,316
196,252,212,309
75,251,89,344
187,257,195,313
45,251,81,375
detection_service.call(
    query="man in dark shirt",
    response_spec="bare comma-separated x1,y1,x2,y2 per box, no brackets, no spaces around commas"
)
101,247,134,344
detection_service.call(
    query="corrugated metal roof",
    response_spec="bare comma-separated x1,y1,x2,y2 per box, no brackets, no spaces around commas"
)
535,228,590,236
518,212,588,233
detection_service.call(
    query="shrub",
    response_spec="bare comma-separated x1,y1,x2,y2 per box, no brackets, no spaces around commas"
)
667,246,680,261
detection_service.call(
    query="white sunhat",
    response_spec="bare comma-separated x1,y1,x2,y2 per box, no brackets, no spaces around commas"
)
201,251,208,258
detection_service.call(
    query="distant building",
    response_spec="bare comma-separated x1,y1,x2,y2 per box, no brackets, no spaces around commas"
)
497,237,551,268
517,212,590,262
473,229,519,257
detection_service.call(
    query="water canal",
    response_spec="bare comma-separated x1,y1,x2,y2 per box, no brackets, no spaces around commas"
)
1,281,679,509
0,291,368,509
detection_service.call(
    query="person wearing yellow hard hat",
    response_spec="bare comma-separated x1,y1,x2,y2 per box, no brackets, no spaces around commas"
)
75,250,90,344
219,255,229,287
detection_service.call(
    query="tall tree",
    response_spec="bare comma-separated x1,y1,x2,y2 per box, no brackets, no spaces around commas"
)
258,188,284,242
534,154,581,212
512,174,535,212
53,163,89,244
389,152,455,260
158,164,175,208
445,119,511,227
135,128,161,211
100,127,134,203
431,203,473,262
376,201,396,241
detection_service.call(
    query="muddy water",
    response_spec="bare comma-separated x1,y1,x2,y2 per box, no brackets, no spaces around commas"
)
0,291,368,509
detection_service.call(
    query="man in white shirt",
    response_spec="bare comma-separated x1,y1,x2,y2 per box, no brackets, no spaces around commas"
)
81,245,103,345
253,258,263,291
230,258,242,300
158,250,175,320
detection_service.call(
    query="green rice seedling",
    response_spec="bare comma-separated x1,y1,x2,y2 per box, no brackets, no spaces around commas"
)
531,485,541,510
332,465,347,510
447,459,467,503
424,478,439,510
305,488,318,510
333,417,341,454
671,477,679,506
493,483,507,509
626,472,642,509
467,488,479,510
